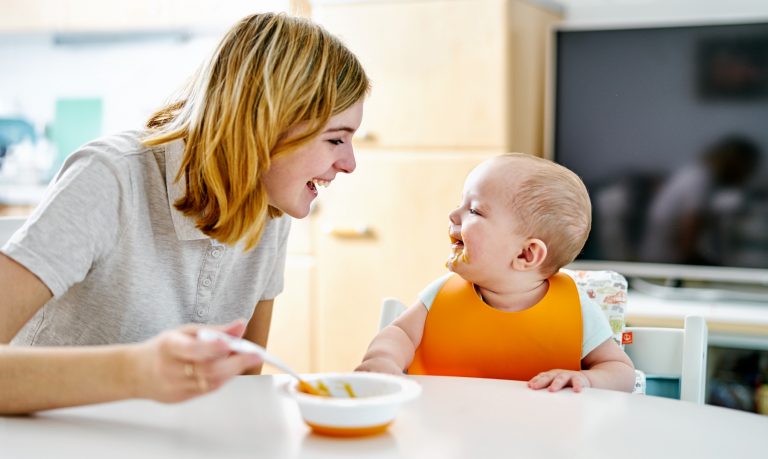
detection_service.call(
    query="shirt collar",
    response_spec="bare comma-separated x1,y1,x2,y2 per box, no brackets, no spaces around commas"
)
165,139,209,241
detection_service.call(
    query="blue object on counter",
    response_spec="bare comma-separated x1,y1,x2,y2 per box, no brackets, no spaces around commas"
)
49,98,103,173
0,118,36,160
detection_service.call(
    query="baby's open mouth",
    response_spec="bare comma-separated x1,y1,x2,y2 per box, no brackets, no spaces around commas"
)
446,235,467,267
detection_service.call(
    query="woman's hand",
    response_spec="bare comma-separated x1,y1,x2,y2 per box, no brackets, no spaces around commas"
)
527,369,592,393
128,321,263,403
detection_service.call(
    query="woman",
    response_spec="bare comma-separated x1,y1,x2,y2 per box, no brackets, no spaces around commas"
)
0,12,369,414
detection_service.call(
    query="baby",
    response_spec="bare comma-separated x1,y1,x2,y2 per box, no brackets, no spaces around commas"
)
356,153,635,392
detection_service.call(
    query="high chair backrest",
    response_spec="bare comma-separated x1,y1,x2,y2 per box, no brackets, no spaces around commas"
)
624,316,708,404
379,270,708,404
561,269,627,347
0,216,26,246
379,297,408,331
561,269,708,403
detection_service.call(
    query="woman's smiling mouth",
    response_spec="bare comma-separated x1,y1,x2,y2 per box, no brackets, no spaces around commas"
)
307,178,331,195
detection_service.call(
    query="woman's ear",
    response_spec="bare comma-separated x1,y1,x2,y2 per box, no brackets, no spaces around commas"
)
512,238,548,271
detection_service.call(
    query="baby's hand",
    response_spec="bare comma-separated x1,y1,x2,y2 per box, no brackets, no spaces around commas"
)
527,369,592,393
355,357,404,375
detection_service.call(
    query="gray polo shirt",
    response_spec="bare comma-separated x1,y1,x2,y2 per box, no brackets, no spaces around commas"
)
4,130,291,346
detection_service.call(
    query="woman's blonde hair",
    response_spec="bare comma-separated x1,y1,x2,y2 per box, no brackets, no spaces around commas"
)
144,13,370,249
502,153,592,277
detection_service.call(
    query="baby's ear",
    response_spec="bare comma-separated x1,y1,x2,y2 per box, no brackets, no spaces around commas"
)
512,238,548,271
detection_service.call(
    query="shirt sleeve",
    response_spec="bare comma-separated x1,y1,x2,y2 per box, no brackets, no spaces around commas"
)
579,287,614,358
418,272,453,311
1,148,129,297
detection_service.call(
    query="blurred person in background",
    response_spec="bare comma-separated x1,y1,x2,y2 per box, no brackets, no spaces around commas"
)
640,135,760,265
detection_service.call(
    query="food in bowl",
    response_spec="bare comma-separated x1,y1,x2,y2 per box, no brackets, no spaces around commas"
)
286,372,422,437
298,380,356,398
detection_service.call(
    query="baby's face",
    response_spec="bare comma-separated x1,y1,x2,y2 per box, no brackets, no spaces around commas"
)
446,158,528,284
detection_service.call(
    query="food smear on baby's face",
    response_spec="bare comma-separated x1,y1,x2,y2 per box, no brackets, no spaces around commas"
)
446,233,468,268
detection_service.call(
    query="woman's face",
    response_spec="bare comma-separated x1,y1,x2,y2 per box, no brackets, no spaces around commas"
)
264,100,364,218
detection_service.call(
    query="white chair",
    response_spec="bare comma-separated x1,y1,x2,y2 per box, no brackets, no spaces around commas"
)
0,216,26,245
624,316,708,404
378,270,708,404
379,297,407,331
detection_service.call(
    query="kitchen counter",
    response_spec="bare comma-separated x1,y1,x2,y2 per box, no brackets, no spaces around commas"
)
627,290,768,350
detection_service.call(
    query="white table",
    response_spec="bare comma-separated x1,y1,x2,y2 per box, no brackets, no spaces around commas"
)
2,375,765,458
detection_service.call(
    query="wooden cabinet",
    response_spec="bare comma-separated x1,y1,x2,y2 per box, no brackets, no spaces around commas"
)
264,255,315,374
312,0,562,154
0,0,293,33
264,210,316,374
269,0,562,373
312,150,493,371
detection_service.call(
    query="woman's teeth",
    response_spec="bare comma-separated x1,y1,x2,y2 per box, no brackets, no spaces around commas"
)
312,178,330,188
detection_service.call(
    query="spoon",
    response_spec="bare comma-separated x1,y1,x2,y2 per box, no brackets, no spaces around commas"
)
196,329,328,396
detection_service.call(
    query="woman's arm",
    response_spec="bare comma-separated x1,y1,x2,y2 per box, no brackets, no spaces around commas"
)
0,254,262,414
355,301,428,374
0,253,52,343
241,299,274,375
0,322,263,415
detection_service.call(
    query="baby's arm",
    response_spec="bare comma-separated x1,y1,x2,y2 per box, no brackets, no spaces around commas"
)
579,338,636,391
355,302,428,375
528,338,636,392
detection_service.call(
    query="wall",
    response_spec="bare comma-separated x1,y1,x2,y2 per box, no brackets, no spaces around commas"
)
560,0,768,25
0,2,291,181
0,33,219,139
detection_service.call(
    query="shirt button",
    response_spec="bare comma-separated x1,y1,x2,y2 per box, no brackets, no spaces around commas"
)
196,309,204,317
211,250,221,258
202,278,212,287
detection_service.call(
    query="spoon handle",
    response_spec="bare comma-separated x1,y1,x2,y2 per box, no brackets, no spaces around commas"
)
197,329,302,380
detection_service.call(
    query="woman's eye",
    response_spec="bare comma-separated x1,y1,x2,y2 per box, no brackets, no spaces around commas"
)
328,139,344,146
469,208,480,215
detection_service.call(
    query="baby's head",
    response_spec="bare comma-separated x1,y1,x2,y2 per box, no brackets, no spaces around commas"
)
501,153,591,276
447,153,591,279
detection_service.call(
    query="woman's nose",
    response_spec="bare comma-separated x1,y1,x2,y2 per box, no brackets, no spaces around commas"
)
335,147,356,174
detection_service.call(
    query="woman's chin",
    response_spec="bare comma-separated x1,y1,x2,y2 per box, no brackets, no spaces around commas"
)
272,200,312,219
286,207,310,219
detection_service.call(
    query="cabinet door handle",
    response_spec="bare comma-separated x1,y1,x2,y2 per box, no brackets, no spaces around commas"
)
325,225,374,239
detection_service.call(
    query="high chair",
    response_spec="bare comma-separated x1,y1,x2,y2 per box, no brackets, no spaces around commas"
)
379,269,708,404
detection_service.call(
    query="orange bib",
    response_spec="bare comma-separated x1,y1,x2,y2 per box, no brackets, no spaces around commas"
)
408,272,582,380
